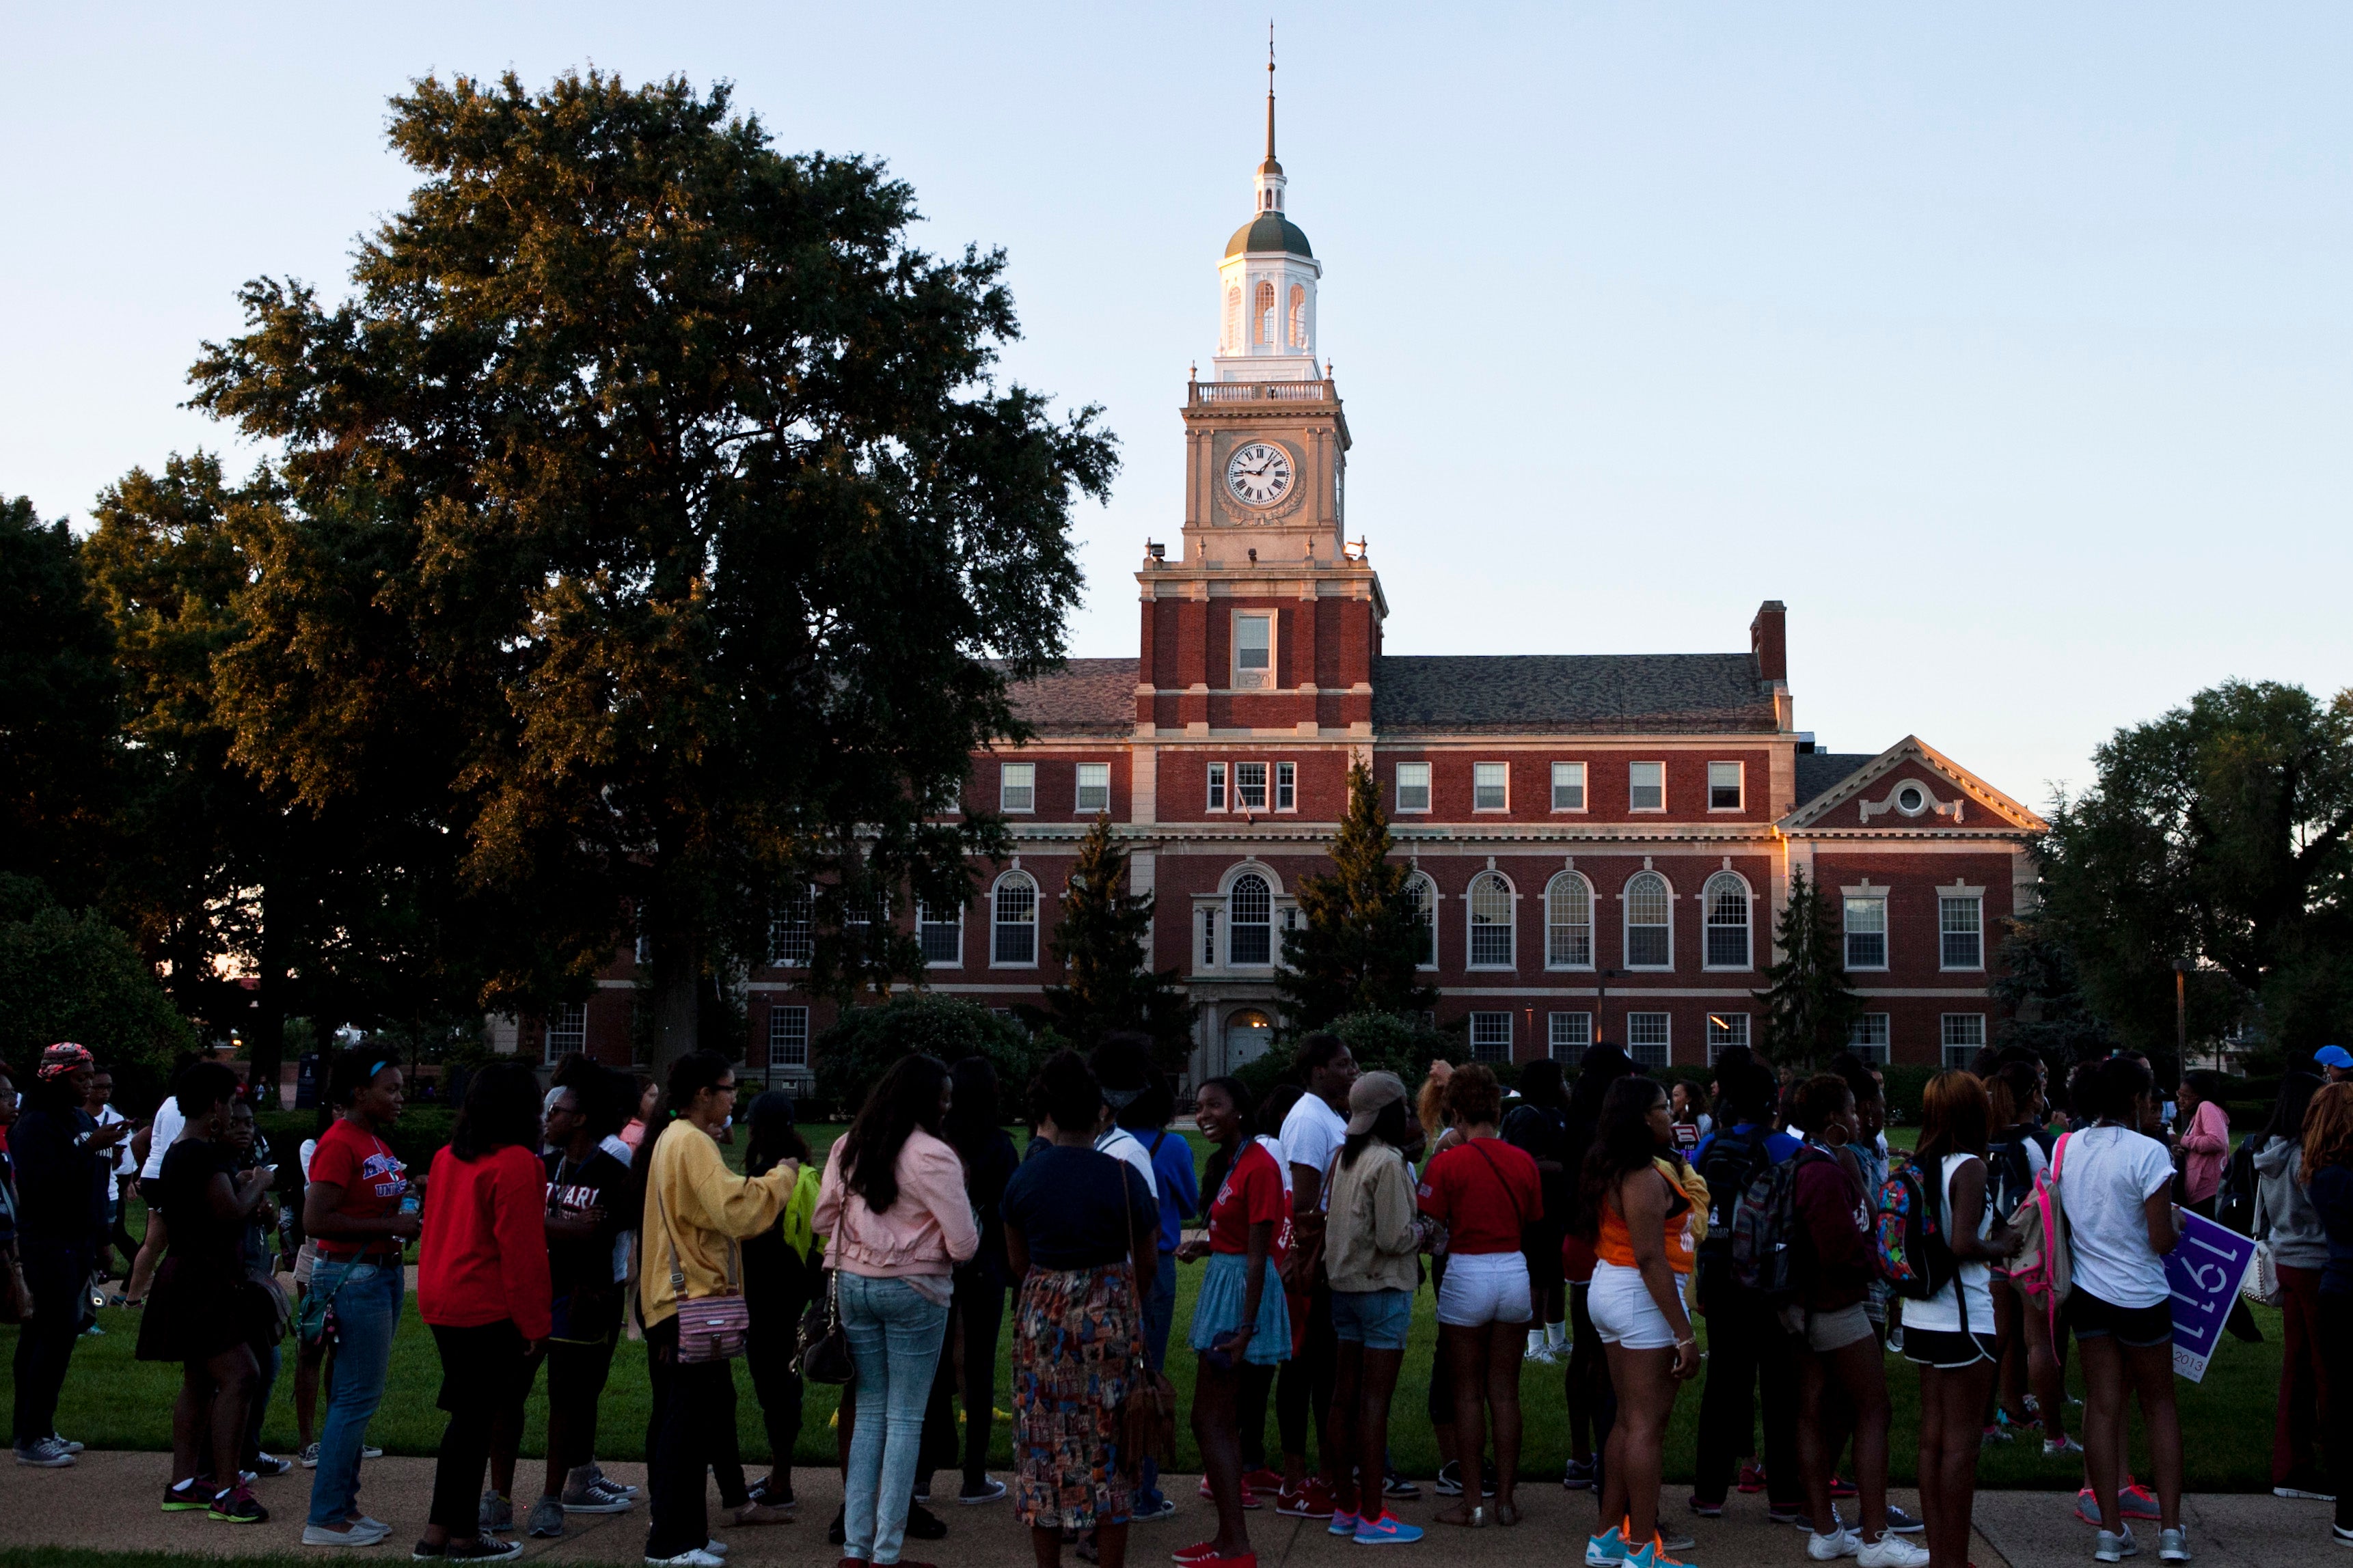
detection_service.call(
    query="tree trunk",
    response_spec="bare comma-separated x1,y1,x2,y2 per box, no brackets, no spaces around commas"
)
651,929,701,1083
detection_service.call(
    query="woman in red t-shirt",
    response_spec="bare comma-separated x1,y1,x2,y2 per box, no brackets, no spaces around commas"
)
1173,1076,1290,1568
1415,1064,1543,1527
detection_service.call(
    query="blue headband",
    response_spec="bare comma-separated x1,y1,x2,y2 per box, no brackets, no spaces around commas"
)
367,1060,393,1084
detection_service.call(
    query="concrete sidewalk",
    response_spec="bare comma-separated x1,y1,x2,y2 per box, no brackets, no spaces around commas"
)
0,1451,2043,1567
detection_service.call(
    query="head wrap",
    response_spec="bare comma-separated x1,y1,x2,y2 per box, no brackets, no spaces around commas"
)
38,1042,95,1081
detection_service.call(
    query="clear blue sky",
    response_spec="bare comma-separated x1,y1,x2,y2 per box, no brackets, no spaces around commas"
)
5,3,2348,806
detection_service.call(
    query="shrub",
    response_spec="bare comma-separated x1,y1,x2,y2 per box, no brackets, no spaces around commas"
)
812,993,1048,1123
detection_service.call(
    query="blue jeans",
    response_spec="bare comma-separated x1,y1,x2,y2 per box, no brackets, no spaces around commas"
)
303,1260,403,1528
1139,1255,1178,1507
840,1274,950,1565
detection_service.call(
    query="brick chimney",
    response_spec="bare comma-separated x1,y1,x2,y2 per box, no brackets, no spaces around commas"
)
1750,600,1787,683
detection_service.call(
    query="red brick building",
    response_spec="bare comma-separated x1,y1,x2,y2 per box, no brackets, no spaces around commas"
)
530,92,2045,1085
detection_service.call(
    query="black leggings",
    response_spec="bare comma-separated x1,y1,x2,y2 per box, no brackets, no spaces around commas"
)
427,1321,533,1537
957,1281,1005,1485
746,1293,808,1483
646,1317,742,1558
1240,1363,1277,1470
1276,1285,1335,1468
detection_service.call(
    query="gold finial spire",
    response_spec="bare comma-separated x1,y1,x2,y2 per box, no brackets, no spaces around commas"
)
1265,22,1277,164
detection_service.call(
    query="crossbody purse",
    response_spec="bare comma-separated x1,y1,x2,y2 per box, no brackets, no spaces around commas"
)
656,1185,750,1362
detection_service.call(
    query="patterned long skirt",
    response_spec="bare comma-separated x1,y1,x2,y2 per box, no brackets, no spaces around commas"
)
1011,1261,1145,1530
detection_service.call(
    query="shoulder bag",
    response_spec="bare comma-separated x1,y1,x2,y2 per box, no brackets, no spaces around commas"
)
793,1240,855,1384
656,1185,750,1363
1113,1160,1178,1478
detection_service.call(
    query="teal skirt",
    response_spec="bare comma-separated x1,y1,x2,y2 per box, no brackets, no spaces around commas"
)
1188,1250,1291,1365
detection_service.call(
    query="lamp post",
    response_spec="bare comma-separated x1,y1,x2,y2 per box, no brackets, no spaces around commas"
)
2172,957,2192,1071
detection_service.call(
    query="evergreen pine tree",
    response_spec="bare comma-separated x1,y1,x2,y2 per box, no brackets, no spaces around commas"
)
1277,760,1437,1030
1754,864,1862,1069
1035,815,1194,1071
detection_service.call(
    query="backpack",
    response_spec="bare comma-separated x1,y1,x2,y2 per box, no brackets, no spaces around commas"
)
1727,1146,1822,1306
1874,1155,1959,1303
2007,1131,2075,1338
1693,1126,1773,1298
1986,1133,2037,1221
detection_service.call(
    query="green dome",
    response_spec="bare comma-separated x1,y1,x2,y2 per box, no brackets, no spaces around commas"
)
1225,210,1314,260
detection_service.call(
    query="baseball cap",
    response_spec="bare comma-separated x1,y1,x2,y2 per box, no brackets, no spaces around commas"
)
1345,1070,1408,1136
2315,1045,2353,1070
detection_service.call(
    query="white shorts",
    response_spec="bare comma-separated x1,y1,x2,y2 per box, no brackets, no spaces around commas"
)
1588,1260,1683,1350
1436,1250,1532,1328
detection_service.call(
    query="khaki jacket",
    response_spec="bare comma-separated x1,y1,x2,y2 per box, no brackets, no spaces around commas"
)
1324,1143,1421,1294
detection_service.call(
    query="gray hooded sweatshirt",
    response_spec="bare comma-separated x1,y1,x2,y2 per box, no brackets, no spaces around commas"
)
2254,1137,2330,1271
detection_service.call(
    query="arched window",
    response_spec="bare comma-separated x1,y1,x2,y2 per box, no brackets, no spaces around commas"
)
1468,871,1514,969
1404,872,1437,967
992,872,1037,965
1229,873,1273,965
1224,286,1241,352
1704,872,1752,969
1624,872,1672,969
1288,284,1307,348
1254,279,1276,346
1545,872,1593,969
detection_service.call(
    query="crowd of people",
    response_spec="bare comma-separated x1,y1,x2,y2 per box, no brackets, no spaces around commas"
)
5,1030,2353,1567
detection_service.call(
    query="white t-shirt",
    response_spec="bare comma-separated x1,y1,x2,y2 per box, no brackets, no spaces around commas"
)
95,1105,134,1198
1909,1153,1995,1334
139,1097,186,1181
1279,1093,1348,1213
2058,1124,2177,1310
1095,1127,1158,1200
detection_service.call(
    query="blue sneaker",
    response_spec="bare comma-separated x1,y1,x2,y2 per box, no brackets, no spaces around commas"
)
1356,1512,1424,1545
1627,1539,1696,1568
1330,1510,1361,1537
1586,1524,1629,1566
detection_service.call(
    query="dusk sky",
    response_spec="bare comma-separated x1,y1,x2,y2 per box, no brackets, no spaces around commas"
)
5,3,2348,806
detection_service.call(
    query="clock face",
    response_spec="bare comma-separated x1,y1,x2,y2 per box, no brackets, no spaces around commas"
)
1225,441,1294,508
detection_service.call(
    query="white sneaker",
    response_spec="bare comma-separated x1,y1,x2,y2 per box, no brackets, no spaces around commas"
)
1859,1532,1932,1568
2096,1527,2140,1563
1809,1528,1861,1560
303,1521,392,1547
703,1541,729,1556
2158,1528,2189,1563
301,1442,323,1468
644,1553,725,1567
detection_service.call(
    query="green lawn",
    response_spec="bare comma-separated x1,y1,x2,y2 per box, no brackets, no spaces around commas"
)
6,1117,2284,1489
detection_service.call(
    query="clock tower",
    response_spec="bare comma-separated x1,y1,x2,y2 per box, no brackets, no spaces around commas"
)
1134,53,1384,742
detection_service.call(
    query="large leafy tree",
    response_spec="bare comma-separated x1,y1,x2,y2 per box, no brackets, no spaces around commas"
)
1033,815,1193,1071
0,874,195,1091
1754,865,1860,1069
1277,760,1435,1030
187,70,1116,1071
1990,918,2117,1066
2036,680,2353,1056
0,495,122,907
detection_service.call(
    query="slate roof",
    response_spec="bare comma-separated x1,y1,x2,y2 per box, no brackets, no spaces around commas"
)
1002,658,1137,735
1793,752,1878,811
1370,654,1774,735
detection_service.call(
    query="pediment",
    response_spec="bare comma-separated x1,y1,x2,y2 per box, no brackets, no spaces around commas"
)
1781,737,2046,835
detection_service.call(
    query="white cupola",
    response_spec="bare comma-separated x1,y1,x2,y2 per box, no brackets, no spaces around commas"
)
1211,45,1322,383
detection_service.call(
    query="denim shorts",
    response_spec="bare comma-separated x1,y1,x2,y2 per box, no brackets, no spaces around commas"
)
1331,1287,1413,1351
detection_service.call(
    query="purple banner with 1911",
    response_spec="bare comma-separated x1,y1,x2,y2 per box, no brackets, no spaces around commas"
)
2166,1209,2259,1383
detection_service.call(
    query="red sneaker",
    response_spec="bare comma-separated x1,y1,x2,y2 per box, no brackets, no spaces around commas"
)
1737,1464,1767,1494
1173,1544,1221,1565
1194,1478,1261,1511
1243,1469,1284,1494
1830,1474,1858,1499
1275,1482,1336,1519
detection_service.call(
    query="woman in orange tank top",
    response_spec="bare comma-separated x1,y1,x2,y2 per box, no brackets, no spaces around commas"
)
1570,1077,1700,1568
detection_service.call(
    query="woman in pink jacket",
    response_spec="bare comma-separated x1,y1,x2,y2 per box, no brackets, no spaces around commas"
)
813,1054,979,1568
2176,1073,2231,1213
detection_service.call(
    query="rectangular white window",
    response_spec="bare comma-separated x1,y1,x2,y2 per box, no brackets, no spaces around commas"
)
1469,1010,1512,1064
544,1002,587,1064
1630,760,1665,812
1849,1013,1891,1064
1000,762,1035,813
1709,762,1743,811
918,902,962,965
1845,896,1888,969
1199,906,1217,967
1236,761,1269,811
1234,613,1273,689
1275,761,1296,811
770,886,814,966
1207,762,1227,812
1394,762,1431,812
1940,896,1984,970
1705,1013,1750,1054
1548,1011,1593,1060
1627,1011,1671,1069
767,1005,810,1071
1942,1013,1987,1069
1075,762,1110,814
1551,762,1586,812
1473,762,1509,811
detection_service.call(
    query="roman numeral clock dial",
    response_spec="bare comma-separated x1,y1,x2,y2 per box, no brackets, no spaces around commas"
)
1224,441,1294,508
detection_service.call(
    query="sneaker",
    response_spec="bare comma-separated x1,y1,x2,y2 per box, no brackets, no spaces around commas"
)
1357,1511,1426,1545
301,1442,323,1469
1883,1506,1924,1535
2332,1524,2353,1548
163,1478,210,1511
1243,1468,1285,1493
2121,1482,2162,1521
643,1554,724,1568
2046,1437,2087,1458
1132,1496,1178,1523
527,1498,566,1538
961,1477,1009,1505
49,1435,85,1454
1858,1533,1930,1568
1586,1524,1629,1566
1276,1482,1336,1519
1195,1476,1262,1509
1385,1470,1420,1500
1767,1504,1807,1526
418,1540,522,1563
1792,1512,1847,1535
479,1492,513,1533
903,1502,947,1539
1808,1528,1860,1560
1983,1424,2012,1446
208,1485,269,1524
703,1541,729,1556
1663,1535,1697,1554
304,1521,393,1546
562,1479,635,1514
250,1451,293,1477
1830,1475,1858,1499
1627,1538,1696,1568
1173,1545,1222,1565
2276,1481,2337,1502
14,1438,75,1468
1737,1464,1768,1494
2158,1528,2189,1563
362,1444,385,1461
1687,1496,1723,1519
1481,1461,1499,1498
1564,1457,1599,1491
1434,1461,1466,1498
2095,1528,2140,1563
590,1480,639,1508
1328,1509,1361,1537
